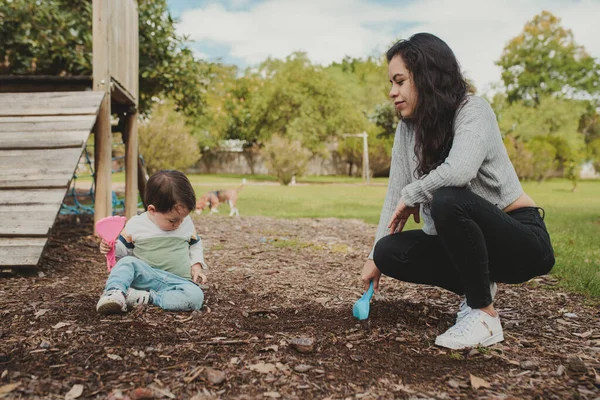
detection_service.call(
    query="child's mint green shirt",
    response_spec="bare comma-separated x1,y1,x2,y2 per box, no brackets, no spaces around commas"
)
115,213,207,279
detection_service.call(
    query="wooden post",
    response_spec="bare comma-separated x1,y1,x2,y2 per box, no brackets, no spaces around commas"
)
138,157,148,209
362,132,370,183
93,0,112,225
124,111,138,218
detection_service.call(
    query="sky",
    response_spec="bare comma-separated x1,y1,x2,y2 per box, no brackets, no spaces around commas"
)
167,0,600,94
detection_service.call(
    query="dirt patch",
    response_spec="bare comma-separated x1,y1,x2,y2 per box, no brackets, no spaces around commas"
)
1,215,599,399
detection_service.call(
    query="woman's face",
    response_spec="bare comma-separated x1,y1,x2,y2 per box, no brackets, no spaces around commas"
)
388,55,417,119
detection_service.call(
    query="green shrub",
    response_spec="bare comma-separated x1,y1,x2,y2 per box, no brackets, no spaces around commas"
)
504,135,534,179
139,102,201,174
526,137,557,181
264,135,311,185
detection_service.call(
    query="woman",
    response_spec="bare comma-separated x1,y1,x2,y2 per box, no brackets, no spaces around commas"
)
361,33,555,350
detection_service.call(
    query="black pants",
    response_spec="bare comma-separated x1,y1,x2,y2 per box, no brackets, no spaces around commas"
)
373,187,555,309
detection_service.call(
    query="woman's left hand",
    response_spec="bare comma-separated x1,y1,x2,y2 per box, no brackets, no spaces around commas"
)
387,199,420,234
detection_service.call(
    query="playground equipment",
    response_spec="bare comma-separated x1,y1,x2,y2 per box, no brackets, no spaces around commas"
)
0,0,142,269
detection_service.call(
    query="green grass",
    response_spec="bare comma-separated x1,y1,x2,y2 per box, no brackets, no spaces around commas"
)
193,177,600,298
81,171,599,297
523,180,600,298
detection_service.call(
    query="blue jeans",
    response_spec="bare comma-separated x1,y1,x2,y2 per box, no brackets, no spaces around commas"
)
104,256,204,311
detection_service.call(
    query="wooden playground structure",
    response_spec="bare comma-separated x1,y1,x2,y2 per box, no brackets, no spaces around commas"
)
0,0,141,268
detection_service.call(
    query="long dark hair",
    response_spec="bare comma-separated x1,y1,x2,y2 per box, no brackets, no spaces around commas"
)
386,33,468,177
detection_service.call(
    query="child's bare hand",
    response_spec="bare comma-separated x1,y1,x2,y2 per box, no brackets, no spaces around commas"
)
191,263,207,284
99,240,111,255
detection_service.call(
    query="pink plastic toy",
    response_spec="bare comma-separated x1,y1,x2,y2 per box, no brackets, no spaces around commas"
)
95,216,127,271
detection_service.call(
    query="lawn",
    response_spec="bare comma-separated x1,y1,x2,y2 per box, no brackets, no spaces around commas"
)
191,175,600,298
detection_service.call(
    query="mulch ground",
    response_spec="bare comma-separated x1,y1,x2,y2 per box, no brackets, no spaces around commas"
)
1,214,599,400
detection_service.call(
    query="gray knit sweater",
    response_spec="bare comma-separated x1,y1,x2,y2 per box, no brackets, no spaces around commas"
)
369,95,523,259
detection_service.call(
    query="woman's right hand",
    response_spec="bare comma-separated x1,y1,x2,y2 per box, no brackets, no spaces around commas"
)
360,259,381,292
99,240,111,255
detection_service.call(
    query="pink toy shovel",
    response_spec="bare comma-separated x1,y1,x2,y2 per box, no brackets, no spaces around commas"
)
95,216,126,271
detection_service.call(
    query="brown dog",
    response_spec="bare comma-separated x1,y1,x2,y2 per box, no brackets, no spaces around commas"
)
195,180,245,216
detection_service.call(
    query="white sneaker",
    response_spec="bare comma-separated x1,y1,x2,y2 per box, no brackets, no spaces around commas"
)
126,288,151,308
96,289,127,315
435,308,504,350
456,282,497,322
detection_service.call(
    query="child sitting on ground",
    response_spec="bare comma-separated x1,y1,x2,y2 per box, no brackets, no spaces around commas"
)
96,170,208,315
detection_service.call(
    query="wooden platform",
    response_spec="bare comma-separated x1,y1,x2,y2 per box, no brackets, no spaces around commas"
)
0,91,105,268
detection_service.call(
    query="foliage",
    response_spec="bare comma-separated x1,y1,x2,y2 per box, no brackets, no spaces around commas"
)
138,101,201,174
503,135,534,179
0,0,208,116
248,53,369,154
497,95,587,181
587,138,600,172
527,137,557,181
496,10,600,103
0,0,92,75
263,135,312,185
369,103,400,138
336,129,394,177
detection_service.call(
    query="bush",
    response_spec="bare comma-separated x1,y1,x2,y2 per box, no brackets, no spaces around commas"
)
586,138,600,172
139,102,201,174
504,135,534,179
526,137,557,181
264,135,311,185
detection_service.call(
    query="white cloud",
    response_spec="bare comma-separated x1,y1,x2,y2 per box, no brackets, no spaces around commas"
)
176,0,600,93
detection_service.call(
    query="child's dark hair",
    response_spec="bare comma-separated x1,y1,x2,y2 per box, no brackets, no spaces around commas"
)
145,170,196,213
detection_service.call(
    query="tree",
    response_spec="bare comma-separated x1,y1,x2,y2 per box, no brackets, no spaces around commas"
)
138,101,201,174
263,135,311,185
0,0,208,116
249,53,368,154
496,11,600,104
498,95,587,181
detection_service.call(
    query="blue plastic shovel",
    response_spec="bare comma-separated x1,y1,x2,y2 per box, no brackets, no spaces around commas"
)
353,281,375,320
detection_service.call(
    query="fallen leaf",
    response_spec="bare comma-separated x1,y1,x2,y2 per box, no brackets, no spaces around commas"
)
573,330,594,338
65,384,84,400
148,385,175,399
520,360,539,370
129,387,154,399
34,309,50,318
205,368,226,385
470,374,490,390
263,392,281,398
0,383,20,395
293,364,311,373
249,362,277,374
107,354,123,361
447,379,460,389
52,322,71,329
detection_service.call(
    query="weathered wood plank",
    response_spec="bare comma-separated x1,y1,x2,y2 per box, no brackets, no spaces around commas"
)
0,107,100,117
0,115,96,123
0,148,83,168
0,238,47,266
0,212,57,236
0,120,96,132
0,130,90,149
0,148,82,188
0,91,103,103
0,189,67,206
